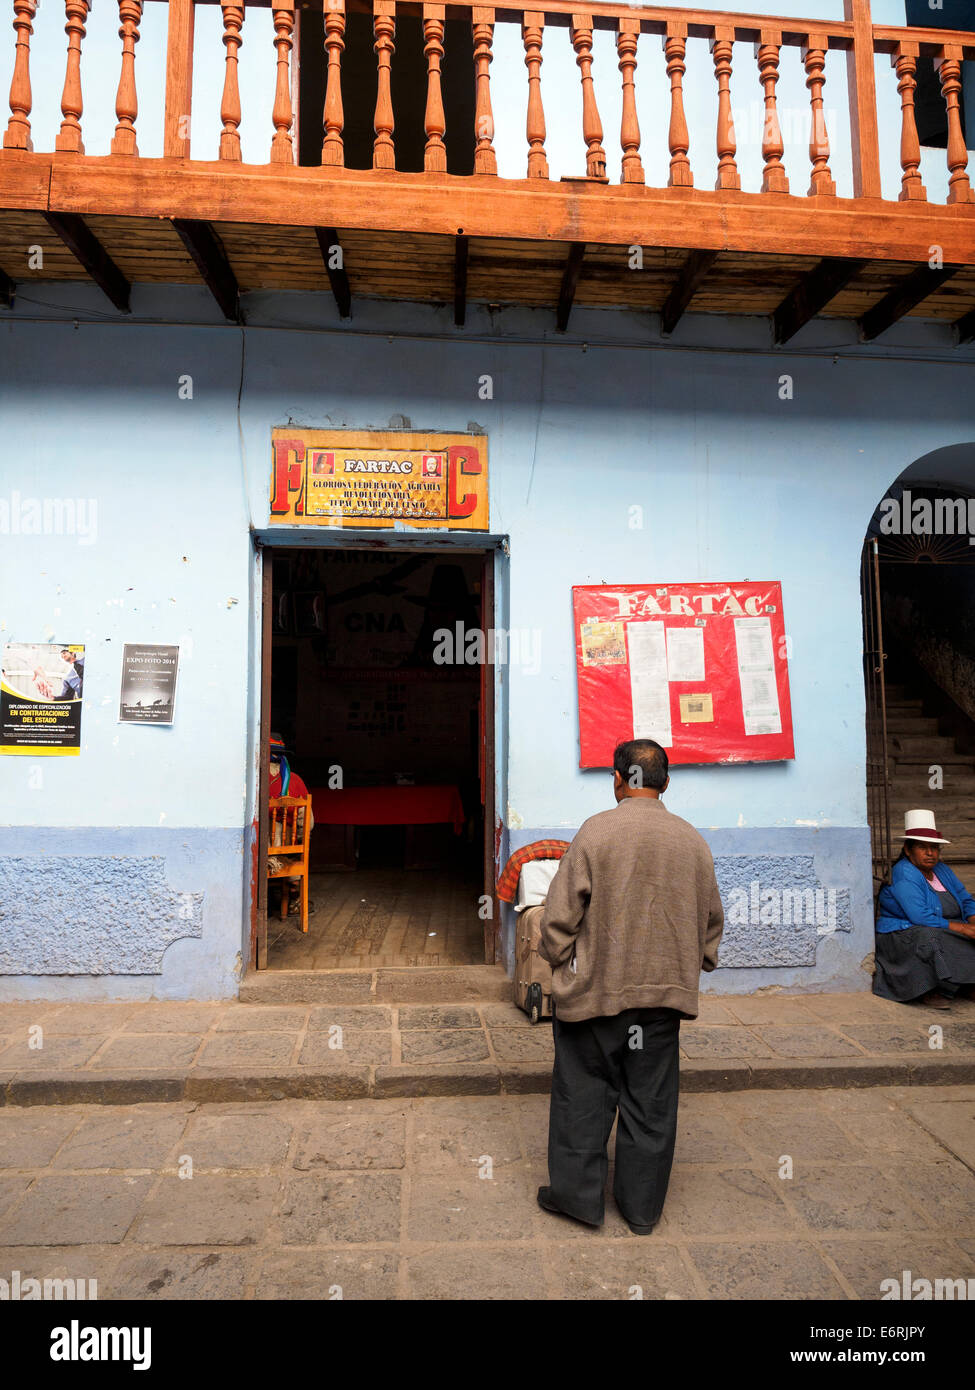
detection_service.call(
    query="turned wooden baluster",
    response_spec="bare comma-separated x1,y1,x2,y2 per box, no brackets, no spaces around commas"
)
423,4,446,172
936,47,974,204
112,0,142,155
616,18,643,184
711,26,739,189
373,1,395,170
56,0,90,153
571,14,606,179
322,0,345,166
891,42,925,202
803,35,835,195
756,31,788,192
522,13,548,178
270,0,295,164
472,8,497,174
112,0,141,155
4,0,36,151
664,24,691,187
219,4,244,160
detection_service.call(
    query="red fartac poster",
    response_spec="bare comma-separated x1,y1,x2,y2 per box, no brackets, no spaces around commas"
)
573,581,794,768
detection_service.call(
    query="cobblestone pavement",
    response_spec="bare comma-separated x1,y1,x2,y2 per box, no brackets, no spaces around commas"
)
1,993,974,1102
0,1085,972,1300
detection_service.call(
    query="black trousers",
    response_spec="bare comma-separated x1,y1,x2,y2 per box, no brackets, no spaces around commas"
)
546,1005,681,1228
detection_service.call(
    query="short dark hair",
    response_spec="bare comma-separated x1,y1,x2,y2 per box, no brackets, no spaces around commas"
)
613,739,669,791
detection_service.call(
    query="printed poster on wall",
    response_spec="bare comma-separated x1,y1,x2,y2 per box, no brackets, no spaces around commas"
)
0,642,85,755
572,582,794,768
269,429,488,530
119,645,179,724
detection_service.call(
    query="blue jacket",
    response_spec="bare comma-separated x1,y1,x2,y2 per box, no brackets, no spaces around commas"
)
876,857,975,933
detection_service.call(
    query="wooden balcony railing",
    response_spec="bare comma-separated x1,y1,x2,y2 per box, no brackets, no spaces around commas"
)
2,0,975,336
3,0,974,207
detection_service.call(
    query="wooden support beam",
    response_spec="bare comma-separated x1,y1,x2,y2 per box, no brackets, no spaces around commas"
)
454,233,468,327
556,241,586,332
42,212,131,312
858,264,958,341
955,308,975,345
660,248,717,335
0,266,14,308
172,218,241,322
314,227,351,319
16,157,975,268
772,256,866,343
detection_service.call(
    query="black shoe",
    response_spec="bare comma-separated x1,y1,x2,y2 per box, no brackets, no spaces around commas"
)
536,1186,601,1229
625,1220,657,1235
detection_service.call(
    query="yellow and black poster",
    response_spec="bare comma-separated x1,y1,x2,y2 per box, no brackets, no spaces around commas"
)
0,642,85,755
270,429,488,530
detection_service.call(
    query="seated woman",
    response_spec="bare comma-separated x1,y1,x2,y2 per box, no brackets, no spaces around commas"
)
874,809,975,1010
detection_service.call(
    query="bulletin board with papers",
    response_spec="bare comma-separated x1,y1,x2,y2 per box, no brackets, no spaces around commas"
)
572,581,795,768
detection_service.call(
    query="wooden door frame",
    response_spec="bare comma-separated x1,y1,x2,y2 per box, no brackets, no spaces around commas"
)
253,537,501,969
256,546,273,969
480,548,498,964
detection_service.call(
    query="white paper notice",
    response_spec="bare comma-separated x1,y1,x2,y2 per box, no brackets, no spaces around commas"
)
734,617,781,736
628,622,672,747
666,626,705,682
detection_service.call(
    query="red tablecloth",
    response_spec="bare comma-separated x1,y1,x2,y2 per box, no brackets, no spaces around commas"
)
310,784,465,835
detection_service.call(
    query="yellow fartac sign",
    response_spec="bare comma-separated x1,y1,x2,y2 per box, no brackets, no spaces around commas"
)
270,430,488,530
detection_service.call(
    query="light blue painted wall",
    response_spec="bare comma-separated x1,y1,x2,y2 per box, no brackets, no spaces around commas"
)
2,287,974,996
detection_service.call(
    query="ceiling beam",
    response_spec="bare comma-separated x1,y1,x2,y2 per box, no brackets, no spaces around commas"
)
42,212,130,312
955,307,975,344
0,266,14,309
314,226,351,320
660,249,718,336
772,256,866,344
556,241,586,333
454,234,468,328
858,264,959,342
172,218,241,323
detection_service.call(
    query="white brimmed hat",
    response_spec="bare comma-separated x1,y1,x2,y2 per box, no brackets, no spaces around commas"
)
899,809,950,845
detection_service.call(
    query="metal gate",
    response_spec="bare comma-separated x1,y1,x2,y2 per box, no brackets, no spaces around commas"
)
861,537,892,888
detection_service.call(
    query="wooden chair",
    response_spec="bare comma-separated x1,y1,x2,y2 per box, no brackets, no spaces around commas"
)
267,795,312,933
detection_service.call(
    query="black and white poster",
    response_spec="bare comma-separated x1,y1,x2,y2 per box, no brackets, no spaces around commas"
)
119,645,179,724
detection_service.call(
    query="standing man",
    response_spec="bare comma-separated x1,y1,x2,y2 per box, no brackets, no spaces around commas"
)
537,738,724,1234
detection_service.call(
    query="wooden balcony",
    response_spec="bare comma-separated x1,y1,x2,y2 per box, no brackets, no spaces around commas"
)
1,0,974,341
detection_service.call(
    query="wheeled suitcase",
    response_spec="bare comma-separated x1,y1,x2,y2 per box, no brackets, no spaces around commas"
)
515,904,554,1023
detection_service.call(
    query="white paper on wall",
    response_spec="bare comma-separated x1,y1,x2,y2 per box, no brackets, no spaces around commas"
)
666,626,705,682
628,621,673,747
734,617,781,736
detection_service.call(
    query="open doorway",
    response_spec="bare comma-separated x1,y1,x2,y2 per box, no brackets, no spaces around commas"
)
862,456,975,893
257,544,495,970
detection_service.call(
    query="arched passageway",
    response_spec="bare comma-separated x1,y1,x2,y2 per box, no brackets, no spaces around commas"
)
862,445,975,892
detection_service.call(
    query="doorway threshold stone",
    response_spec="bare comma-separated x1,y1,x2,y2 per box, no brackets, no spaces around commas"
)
240,964,512,1006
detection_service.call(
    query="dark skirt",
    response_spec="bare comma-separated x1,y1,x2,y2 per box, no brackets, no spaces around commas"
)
873,924,975,1002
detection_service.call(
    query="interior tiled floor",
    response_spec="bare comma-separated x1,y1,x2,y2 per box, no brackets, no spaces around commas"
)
267,862,485,969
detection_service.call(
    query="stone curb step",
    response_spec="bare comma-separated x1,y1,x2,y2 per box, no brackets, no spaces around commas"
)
240,966,513,1006
2,1054,973,1107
